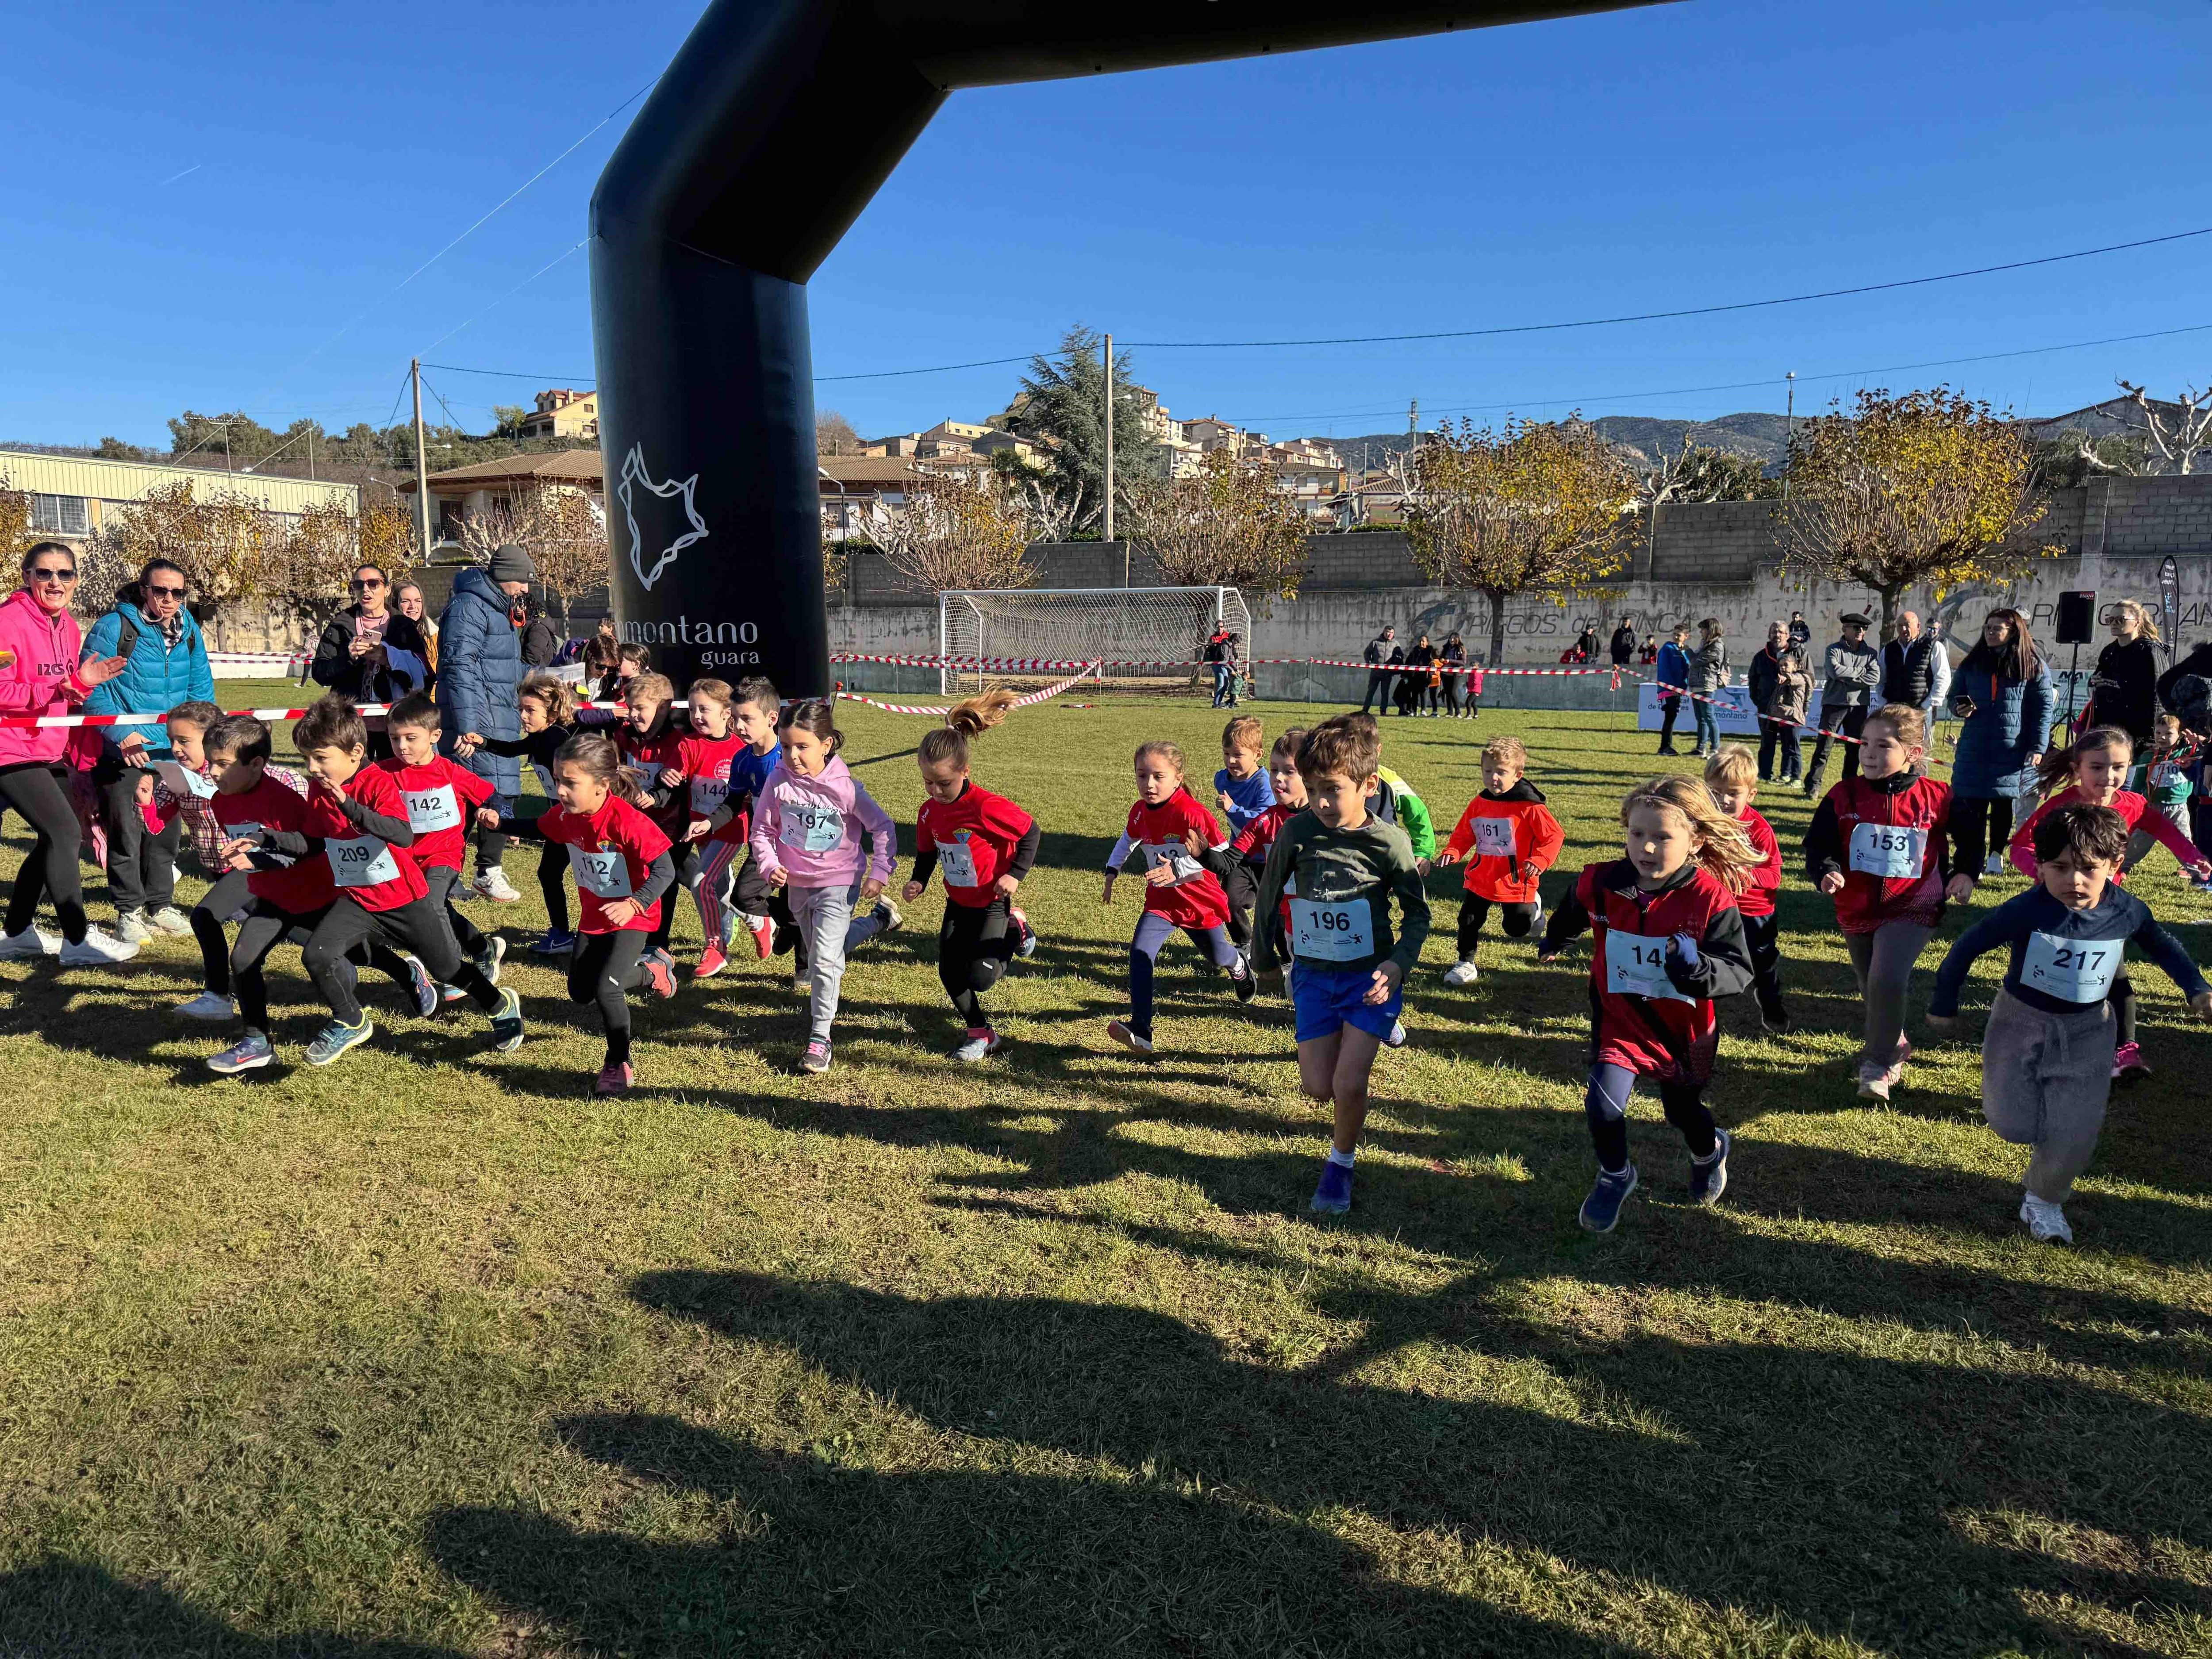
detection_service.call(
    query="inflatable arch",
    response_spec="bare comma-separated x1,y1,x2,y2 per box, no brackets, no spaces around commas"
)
588,0,1658,692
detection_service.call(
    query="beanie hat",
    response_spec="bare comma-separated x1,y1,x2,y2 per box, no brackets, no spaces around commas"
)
488,543,536,585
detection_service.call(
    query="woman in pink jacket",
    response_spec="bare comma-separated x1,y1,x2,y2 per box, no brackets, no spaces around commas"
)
748,699,897,1075
0,543,139,964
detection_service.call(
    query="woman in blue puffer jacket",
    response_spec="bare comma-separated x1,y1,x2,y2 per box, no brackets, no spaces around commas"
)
80,558,215,934
437,546,534,901
1947,606,2054,883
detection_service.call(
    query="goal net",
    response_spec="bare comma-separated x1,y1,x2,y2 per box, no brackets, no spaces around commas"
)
938,586,1254,696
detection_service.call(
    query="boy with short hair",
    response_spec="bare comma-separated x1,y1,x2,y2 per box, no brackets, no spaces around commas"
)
1930,803,2211,1244
1251,714,1431,1216
723,675,786,958
1704,744,1790,1032
1436,735,1562,987
380,692,506,996
1214,714,1275,948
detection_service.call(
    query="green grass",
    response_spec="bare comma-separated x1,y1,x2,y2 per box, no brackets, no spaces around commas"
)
2,683,2210,1657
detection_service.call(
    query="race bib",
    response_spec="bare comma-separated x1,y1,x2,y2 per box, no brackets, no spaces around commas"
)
1291,895,1373,962
1849,822,1926,879
2021,931,2120,1002
402,785,461,833
530,762,556,799
326,834,401,887
569,844,634,899
781,802,845,854
224,821,265,844
1604,929,1691,1002
2149,760,2180,795
1140,841,1204,885
689,774,730,815
936,838,980,888
1471,816,1517,859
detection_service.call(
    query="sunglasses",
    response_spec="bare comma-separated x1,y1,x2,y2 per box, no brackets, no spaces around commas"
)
146,584,186,599
28,567,77,582
353,576,385,590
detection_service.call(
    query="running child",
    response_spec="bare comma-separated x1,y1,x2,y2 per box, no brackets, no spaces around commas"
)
903,689,1041,1061
1704,743,1790,1033
174,713,312,1024
455,670,592,956
1930,803,2211,1244
1435,734,1562,987
1803,703,1953,1101
2127,712,2200,877
615,672,691,975
2000,725,2211,1083
1214,714,1276,948
663,676,749,978
380,692,506,998
484,732,678,1095
1102,739,1256,1055
1250,718,1430,1215
1539,773,1758,1233
721,676,787,960
1194,727,1307,980
747,699,898,1074
141,699,228,883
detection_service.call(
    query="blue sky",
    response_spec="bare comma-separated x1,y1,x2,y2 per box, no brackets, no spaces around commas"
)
5,0,2210,452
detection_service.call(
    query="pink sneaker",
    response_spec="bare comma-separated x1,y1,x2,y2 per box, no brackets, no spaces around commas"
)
695,943,729,979
595,1060,634,1096
801,1039,832,1074
2113,1041,2151,1086
641,953,677,1000
747,913,776,960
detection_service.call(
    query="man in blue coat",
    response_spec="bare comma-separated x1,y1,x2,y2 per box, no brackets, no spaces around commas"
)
1654,622,1691,755
438,544,536,902
80,557,215,940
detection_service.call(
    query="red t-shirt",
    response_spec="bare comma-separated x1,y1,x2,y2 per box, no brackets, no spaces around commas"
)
618,726,689,837
216,774,335,914
1735,807,1781,919
917,782,1035,908
534,793,673,934
380,755,494,874
305,767,429,913
676,731,749,846
1118,788,1231,929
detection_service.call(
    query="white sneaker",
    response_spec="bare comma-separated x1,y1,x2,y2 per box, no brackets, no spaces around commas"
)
60,927,142,966
472,866,522,903
1385,1020,1408,1049
115,910,153,945
1442,959,1481,987
1982,852,2007,877
2020,1194,2073,1244
174,989,236,1021
148,906,193,935
0,926,60,960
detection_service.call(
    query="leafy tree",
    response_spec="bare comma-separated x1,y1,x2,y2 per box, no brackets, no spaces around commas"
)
78,479,276,622
1777,387,2055,641
1006,326,1167,534
167,410,286,467
357,492,420,576
492,405,529,440
260,498,362,621
1130,450,1309,600
0,472,30,564
95,436,161,461
817,410,865,457
864,476,1036,593
1405,416,1635,666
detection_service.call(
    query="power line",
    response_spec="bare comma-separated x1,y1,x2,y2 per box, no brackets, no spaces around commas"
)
421,241,589,357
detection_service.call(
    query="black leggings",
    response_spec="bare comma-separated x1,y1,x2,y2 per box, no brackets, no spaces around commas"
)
1456,892,1538,959
538,843,570,933
2111,970,2136,1048
648,842,698,953
214,892,421,1018
304,895,498,1027
571,928,647,1065
1439,674,1463,715
939,897,1016,1028
1951,796,2016,872
1220,858,1261,948
0,763,87,944
1743,910,1786,1015
426,866,489,959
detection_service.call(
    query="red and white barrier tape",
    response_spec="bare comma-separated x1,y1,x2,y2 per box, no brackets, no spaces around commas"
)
835,663,1102,716
828,650,1615,680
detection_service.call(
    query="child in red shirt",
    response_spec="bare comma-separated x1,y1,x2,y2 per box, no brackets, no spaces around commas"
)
664,677,749,978
1704,744,1789,1033
616,672,690,975
1436,734,1563,987
1196,727,1308,984
380,692,503,998
901,690,1041,1061
1102,739,1255,1054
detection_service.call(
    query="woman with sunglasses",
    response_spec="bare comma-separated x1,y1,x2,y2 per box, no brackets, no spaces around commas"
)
0,543,139,964
308,563,432,716
79,557,216,941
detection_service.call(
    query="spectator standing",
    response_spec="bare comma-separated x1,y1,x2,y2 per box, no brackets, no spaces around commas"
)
582,616,621,686
2085,599,2160,749
1879,610,1950,721
1788,611,1812,650
1438,630,1468,718
1747,620,1811,784
1359,624,1397,713
394,580,439,678
1948,607,2055,878
310,563,432,711
1608,616,1637,667
1687,616,1729,757
1802,612,1882,794
1571,624,1598,664
521,597,563,669
1654,622,1691,755
1406,633,1439,716
1203,626,1240,707
79,558,215,941
438,544,535,902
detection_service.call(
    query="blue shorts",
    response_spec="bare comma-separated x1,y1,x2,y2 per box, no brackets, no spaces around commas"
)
1291,962,1403,1044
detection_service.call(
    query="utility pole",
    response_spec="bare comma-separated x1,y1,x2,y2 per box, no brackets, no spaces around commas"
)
1103,331,1118,581
307,424,317,483
1778,370,1797,515
411,357,432,558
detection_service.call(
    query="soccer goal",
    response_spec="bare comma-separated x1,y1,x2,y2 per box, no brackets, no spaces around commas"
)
938,586,1254,696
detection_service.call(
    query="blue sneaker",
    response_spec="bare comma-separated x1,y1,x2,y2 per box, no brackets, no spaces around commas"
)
1579,1164,1638,1233
1689,1129,1730,1207
1310,1157,1354,1214
305,1017,374,1067
404,956,438,1018
529,928,577,957
489,987,525,1052
207,1031,273,1074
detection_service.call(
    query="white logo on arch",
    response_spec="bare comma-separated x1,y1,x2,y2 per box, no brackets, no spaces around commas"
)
617,444,709,591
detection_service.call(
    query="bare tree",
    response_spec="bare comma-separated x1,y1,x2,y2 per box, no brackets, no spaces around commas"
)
2079,379,2212,477
457,484,607,625
77,479,276,625
864,475,1037,592
816,409,866,457
1129,449,1309,600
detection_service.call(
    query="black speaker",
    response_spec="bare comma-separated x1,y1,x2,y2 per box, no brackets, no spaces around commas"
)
2055,591,2096,646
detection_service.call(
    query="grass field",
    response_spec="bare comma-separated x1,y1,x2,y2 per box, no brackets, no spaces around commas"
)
2,683,2210,1658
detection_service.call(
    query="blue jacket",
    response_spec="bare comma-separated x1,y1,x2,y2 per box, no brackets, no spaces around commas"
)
1655,640,1690,691
1948,655,2055,799
435,567,522,797
79,601,215,760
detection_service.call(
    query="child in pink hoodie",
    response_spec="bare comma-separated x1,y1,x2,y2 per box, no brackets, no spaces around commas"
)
748,699,896,1074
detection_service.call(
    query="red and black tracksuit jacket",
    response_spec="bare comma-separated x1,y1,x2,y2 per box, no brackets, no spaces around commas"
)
1802,770,1953,934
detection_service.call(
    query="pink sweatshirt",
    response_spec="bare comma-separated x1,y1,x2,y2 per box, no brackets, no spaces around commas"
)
748,753,896,889
0,590,93,768
2008,785,2205,879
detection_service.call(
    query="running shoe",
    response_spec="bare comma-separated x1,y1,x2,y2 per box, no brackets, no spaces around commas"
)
403,956,439,1017
530,928,577,956
2112,1041,2152,1085
1688,1128,1731,1207
595,1060,634,1097
1579,1164,1639,1233
2020,1194,2073,1244
115,910,152,945
174,990,236,1021
59,927,140,966
472,935,507,986
872,897,903,935
489,987,526,1052
305,1017,374,1066
1233,956,1258,1004
1759,998,1793,1036
695,943,730,979
1310,1157,1354,1215
1106,1019,1155,1056
207,1031,274,1074
148,906,193,936
0,926,59,959
953,1027,1002,1063
472,866,522,903
1855,1063,1892,1102
1982,852,2007,878
1384,1020,1408,1048
1011,908,1037,959
642,953,678,1000
746,914,776,959
1442,959,1480,988
800,1039,833,1074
